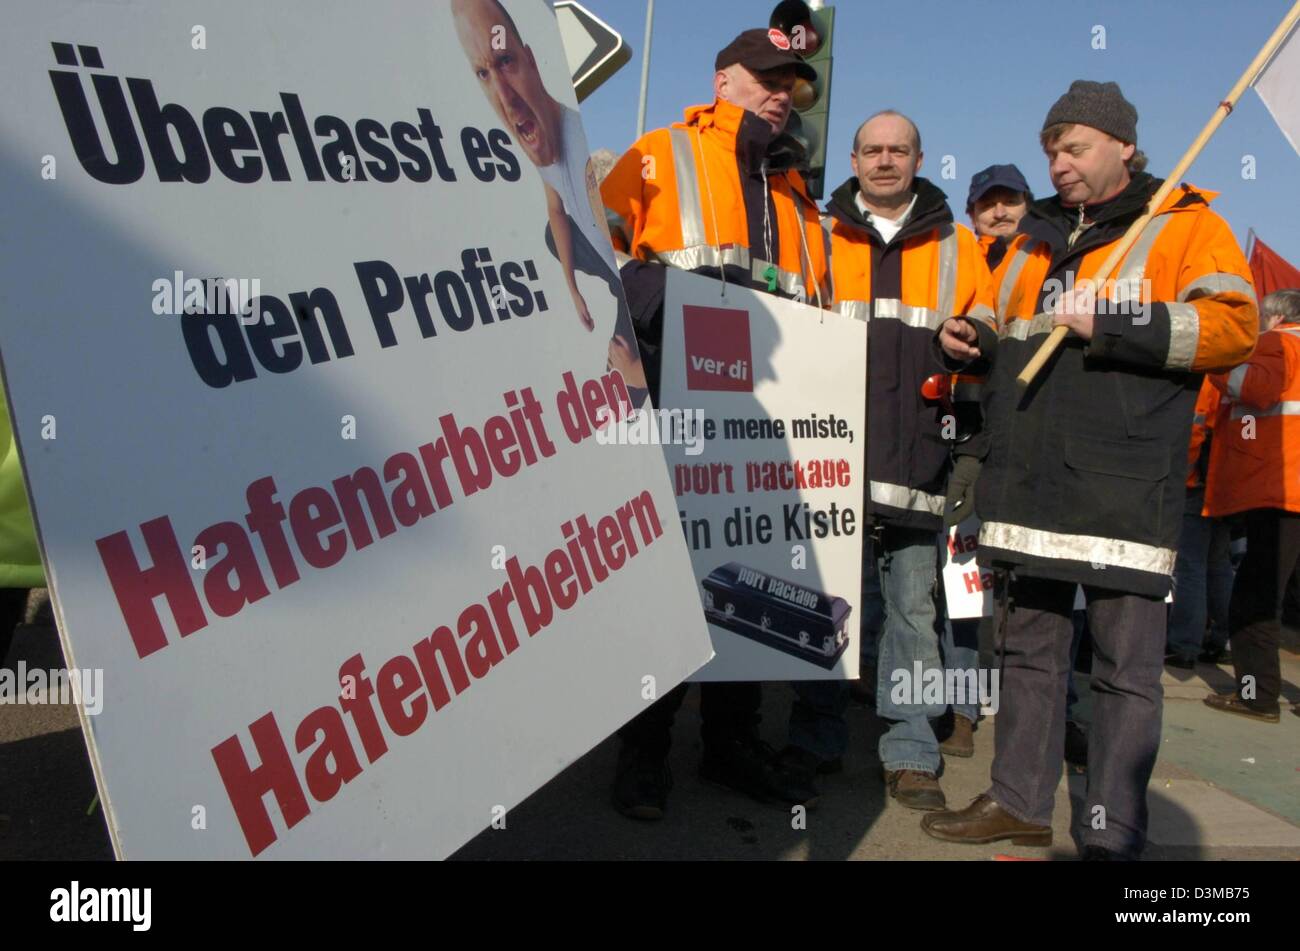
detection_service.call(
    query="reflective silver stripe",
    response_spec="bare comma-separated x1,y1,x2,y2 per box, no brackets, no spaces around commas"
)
1108,213,1173,307
1177,272,1256,303
873,297,947,330
1228,400,1300,420
656,246,807,297
668,129,706,248
1225,363,1249,399
935,224,958,319
614,249,635,269
837,299,871,322
979,520,1176,575
1001,312,1056,341
968,303,996,323
1165,301,1200,371
996,242,1034,319
1276,324,1300,338
1192,413,1207,426
870,480,946,517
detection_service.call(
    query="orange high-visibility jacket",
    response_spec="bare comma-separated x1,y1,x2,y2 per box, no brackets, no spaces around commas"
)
1204,321,1300,516
826,176,994,530
956,176,1257,597
976,232,1013,272
600,98,829,303
1186,376,1222,491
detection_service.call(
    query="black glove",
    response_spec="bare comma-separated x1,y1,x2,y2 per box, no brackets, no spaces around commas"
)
943,455,982,528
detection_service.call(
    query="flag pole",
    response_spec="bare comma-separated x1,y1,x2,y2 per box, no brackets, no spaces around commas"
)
1016,0,1300,392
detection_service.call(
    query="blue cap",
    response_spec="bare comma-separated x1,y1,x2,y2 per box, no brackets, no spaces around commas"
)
966,164,1031,212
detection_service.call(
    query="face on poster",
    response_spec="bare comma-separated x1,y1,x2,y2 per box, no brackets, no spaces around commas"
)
658,270,866,681
0,0,710,858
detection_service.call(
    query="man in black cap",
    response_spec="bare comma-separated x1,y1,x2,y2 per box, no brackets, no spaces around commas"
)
966,164,1032,271
927,79,1257,858
600,28,831,819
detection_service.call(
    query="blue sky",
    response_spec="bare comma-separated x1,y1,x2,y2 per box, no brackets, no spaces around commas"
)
571,0,1300,266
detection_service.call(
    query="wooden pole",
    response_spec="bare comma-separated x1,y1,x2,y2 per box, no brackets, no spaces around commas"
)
1015,0,1300,391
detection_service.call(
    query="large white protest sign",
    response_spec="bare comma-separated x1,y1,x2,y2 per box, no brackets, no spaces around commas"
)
658,270,865,681
0,0,710,859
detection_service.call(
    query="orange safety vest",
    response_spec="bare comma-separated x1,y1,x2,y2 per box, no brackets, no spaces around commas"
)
825,177,994,525
829,209,993,328
992,185,1256,374
1204,321,1300,516
600,98,829,304
970,179,1257,596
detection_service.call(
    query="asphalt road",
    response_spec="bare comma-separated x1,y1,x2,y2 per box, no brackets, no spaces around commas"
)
3,599,1297,861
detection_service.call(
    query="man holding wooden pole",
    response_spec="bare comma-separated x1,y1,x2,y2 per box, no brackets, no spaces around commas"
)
923,80,1258,858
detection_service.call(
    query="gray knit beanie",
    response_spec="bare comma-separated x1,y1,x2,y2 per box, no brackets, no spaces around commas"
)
1043,80,1138,144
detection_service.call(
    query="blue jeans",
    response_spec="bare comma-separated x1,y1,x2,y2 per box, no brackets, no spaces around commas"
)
1168,493,1233,658
947,619,980,723
875,526,946,773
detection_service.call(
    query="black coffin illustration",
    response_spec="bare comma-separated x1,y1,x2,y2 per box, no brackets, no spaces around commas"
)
700,562,852,670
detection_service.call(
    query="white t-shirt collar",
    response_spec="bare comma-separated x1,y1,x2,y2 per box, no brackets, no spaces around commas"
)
855,190,917,244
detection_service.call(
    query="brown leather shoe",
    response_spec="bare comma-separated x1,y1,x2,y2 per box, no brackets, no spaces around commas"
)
883,768,946,811
939,715,975,758
921,794,1052,846
1203,692,1280,723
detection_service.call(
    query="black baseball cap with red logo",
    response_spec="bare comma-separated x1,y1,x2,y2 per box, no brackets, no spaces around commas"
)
714,28,817,81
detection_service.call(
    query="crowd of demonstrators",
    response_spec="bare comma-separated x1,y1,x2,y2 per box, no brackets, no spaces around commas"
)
589,18,1278,859
600,28,831,818
3,6,1292,863
1202,288,1300,724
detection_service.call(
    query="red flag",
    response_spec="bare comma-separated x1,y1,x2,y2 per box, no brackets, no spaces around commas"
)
1248,235,1300,297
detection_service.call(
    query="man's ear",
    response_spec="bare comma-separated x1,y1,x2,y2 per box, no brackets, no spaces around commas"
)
714,69,729,102
1119,140,1136,163
915,150,924,174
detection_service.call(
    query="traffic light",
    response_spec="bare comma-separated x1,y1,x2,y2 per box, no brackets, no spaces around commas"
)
770,0,834,200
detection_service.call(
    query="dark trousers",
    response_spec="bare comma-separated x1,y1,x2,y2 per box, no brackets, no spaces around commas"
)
618,681,762,759
988,575,1165,858
1229,508,1300,709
